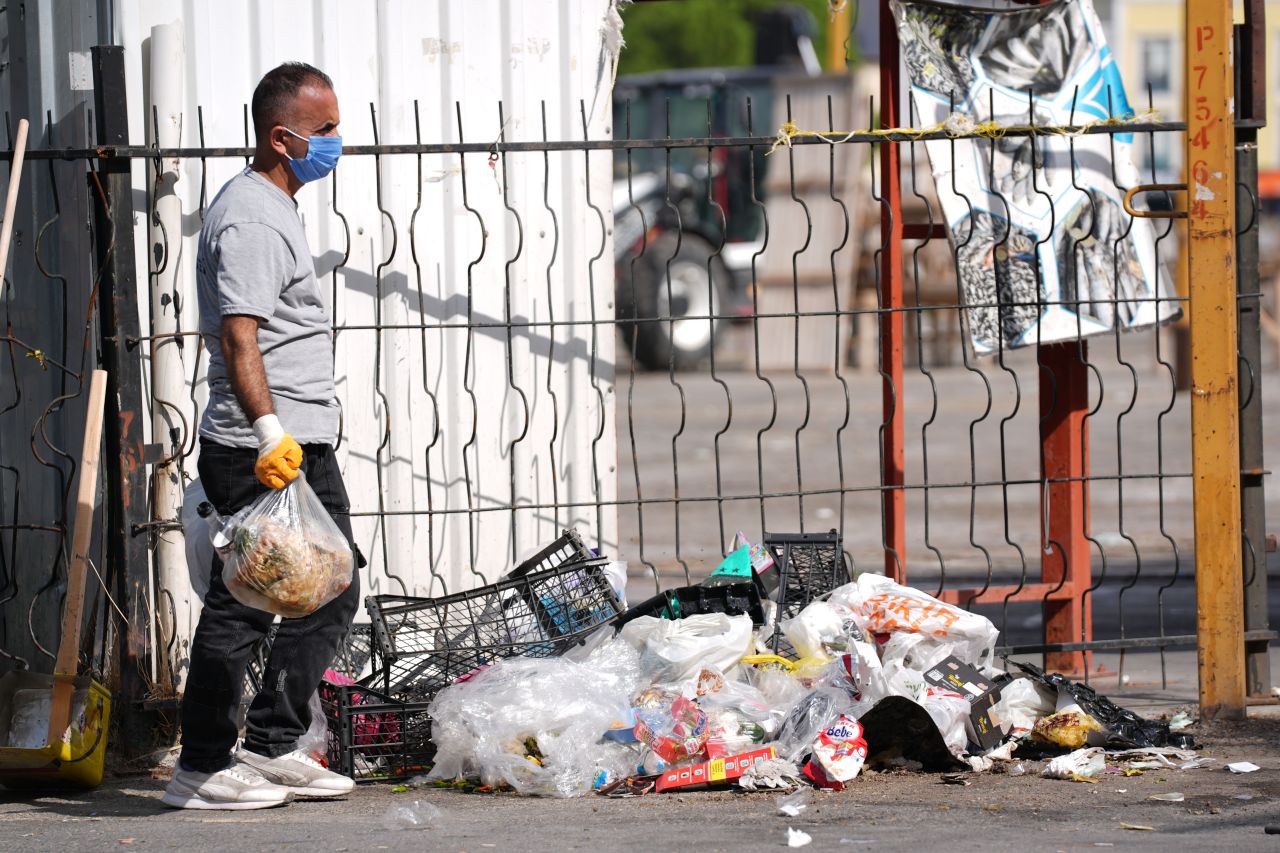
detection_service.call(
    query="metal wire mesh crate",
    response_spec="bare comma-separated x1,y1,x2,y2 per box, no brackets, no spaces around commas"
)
507,527,595,578
318,677,435,782
366,559,621,699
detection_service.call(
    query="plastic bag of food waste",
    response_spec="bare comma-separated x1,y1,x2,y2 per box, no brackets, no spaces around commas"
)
829,574,999,667
216,472,353,618
1032,709,1104,749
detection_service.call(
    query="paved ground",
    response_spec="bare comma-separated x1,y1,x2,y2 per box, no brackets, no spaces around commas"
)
5,652,1280,852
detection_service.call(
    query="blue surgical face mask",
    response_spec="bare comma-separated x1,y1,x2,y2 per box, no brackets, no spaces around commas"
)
283,127,342,183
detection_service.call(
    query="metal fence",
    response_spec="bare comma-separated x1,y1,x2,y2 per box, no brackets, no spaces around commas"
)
0,27,1273,743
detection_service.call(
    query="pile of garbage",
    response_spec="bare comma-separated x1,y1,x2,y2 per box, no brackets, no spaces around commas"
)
406,531,1193,798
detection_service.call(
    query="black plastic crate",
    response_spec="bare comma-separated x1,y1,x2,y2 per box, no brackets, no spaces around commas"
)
617,582,766,628
507,527,595,577
319,677,435,782
764,530,849,653
366,559,621,699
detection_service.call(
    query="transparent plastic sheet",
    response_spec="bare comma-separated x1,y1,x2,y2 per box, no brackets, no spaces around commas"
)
771,687,862,763
828,575,999,668
296,690,327,762
218,472,354,618
427,639,644,797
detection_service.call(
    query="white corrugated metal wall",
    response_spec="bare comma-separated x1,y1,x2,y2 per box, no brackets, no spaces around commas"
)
112,0,620,685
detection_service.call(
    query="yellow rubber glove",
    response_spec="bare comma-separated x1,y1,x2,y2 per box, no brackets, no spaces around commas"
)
252,414,303,489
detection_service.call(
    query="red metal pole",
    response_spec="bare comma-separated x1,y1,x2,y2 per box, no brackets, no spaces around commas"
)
1039,341,1092,674
879,0,906,582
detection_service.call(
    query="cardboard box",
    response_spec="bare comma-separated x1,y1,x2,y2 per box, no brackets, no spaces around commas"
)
922,656,1005,751
653,746,778,792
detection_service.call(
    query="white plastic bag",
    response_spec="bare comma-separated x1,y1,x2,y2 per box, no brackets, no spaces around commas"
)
220,472,354,618
182,479,214,602
781,600,850,660
989,677,1056,738
829,574,999,667
1043,746,1106,779
618,614,754,682
922,689,971,757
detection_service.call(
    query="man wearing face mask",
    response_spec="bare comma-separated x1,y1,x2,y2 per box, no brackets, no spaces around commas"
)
163,62,358,810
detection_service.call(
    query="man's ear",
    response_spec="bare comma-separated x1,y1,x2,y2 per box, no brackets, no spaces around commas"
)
268,125,290,157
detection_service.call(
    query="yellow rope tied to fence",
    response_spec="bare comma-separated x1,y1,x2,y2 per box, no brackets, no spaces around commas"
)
767,109,1162,155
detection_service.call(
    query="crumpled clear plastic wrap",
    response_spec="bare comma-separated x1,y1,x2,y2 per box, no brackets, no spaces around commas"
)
218,472,353,618
427,638,643,797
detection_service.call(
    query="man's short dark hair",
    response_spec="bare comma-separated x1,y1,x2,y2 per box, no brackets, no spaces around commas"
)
251,62,333,141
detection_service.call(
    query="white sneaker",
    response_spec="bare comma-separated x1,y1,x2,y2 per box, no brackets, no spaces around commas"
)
235,747,355,798
161,761,293,810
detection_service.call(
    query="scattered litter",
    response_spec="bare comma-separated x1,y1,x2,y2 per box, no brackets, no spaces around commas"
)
1120,823,1155,831
344,529,1208,805
1264,826,1280,835
1115,789,1126,793
382,800,444,830
1234,794,1256,801
1167,711,1194,731
777,788,812,817
787,827,813,848
1043,747,1105,781
1178,758,1214,770
1008,660,1192,748
1148,792,1185,802
1227,762,1261,774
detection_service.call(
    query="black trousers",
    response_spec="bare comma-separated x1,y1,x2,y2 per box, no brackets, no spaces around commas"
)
179,439,362,773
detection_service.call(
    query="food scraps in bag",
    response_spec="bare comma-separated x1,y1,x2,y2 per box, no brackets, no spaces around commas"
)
219,472,354,618
1032,709,1104,750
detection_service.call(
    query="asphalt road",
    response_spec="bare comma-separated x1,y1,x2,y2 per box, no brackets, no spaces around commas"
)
5,715,1280,853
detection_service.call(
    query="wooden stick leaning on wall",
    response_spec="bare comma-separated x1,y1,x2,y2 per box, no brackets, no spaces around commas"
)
47,369,108,747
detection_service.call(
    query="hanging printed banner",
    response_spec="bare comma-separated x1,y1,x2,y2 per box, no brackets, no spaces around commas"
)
890,0,1180,355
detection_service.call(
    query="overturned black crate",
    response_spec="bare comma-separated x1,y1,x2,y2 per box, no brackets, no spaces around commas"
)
366,558,621,700
318,677,435,782
506,527,595,577
616,582,766,628
765,530,849,653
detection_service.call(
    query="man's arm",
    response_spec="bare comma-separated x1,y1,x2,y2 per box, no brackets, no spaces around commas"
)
221,314,274,422
222,313,302,488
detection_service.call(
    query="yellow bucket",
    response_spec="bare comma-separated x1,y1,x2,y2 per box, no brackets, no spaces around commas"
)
0,670,111,789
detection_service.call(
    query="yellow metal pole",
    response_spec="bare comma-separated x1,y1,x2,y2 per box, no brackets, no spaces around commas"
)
826,1,850,71
1187,0,1245,720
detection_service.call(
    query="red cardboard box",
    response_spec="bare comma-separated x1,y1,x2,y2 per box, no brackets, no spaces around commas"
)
654,746,778,792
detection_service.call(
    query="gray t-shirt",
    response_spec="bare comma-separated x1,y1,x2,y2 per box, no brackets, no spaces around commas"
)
197,167,339,448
